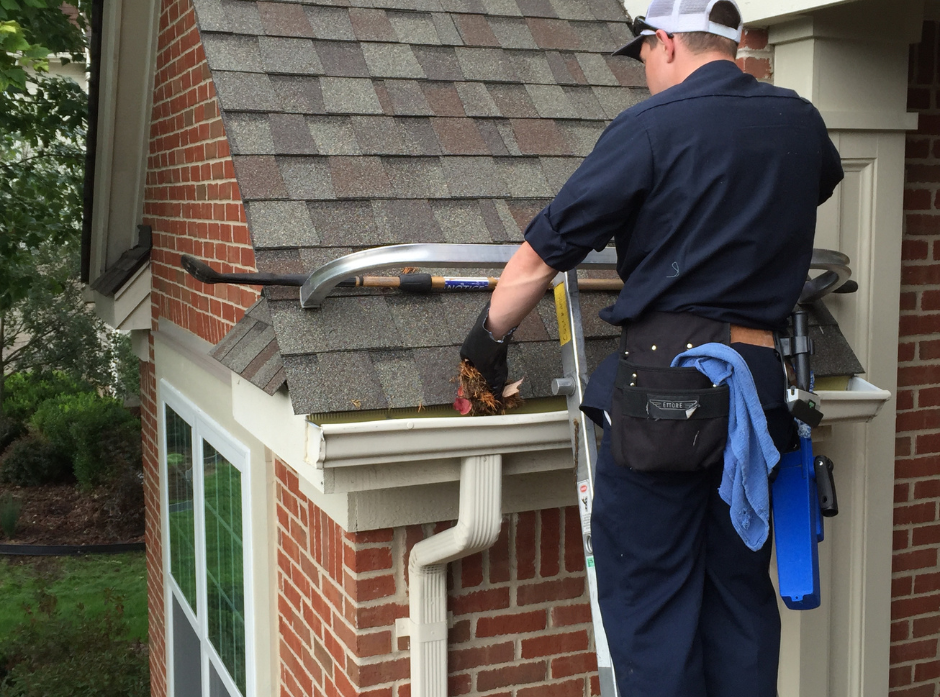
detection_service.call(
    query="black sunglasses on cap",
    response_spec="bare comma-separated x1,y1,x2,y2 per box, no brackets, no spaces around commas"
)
613,14,676,58
628,15,674,39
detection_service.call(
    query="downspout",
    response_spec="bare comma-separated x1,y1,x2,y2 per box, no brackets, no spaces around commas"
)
406,453,503,697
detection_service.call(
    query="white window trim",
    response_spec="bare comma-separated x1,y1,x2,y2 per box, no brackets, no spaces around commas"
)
160,380,257,697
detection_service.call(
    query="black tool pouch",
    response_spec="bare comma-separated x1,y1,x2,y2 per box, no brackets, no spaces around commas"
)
611,360,730,472
609,312,732,473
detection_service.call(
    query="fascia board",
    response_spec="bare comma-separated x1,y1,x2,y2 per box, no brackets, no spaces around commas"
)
91,265,151,330
317,448,575,495
737,0,858,24
88,0,160,281
89,0,122,279
232,374,310,477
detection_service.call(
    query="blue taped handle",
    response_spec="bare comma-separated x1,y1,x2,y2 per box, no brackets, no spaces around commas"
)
443,279,492,289
772,436,822,610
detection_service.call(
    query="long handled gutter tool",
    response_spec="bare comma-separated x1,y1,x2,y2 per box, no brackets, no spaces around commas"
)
180,254,623,293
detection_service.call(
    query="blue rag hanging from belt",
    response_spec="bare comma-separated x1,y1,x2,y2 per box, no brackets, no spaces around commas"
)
671,343,781,551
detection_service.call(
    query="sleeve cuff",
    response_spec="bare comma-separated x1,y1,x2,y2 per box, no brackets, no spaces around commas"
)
523,207,594,273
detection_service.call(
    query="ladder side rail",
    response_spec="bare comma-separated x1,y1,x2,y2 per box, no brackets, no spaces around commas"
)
554,269,619,697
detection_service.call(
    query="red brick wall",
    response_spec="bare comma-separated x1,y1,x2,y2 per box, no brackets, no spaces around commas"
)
140,0,258,693
893,21,940,697
275,460,599,697
141,351,166,697
144,0,258,346
737,28,772,81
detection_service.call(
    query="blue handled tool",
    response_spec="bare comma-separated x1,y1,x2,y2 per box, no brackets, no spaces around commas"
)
772,307,839,610
772,435,823,609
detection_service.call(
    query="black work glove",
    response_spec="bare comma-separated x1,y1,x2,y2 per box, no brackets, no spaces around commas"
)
460,303,515,399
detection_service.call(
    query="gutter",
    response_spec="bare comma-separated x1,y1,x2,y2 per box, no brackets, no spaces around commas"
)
308,379,889,472
311,411,570,469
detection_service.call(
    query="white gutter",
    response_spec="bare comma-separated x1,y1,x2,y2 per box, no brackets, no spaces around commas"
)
312,411,570,469
816,378,891,424
401,453,503,697
308,381,890,473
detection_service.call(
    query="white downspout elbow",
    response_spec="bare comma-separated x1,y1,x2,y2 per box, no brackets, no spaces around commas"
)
407,453,503,697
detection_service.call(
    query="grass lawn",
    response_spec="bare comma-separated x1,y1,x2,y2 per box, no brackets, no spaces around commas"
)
0,552,148,642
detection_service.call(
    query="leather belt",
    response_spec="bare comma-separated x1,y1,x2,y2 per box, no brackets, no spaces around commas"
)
730,324,775,348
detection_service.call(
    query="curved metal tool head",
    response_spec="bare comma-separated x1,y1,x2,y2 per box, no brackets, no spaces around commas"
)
181,255,223,284
801,249,852,303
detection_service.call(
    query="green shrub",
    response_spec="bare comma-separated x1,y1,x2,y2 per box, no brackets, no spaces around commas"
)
0,588,149,697
0,418,25,455
0,495,22,539
1,372,91,423
0,436,72,487
30,393,140,489
101,459,145,540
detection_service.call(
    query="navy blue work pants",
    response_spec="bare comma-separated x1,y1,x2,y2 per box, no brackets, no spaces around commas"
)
591,344,789,697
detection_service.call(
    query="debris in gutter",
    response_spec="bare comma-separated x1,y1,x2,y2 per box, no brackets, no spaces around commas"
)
454,361,524,416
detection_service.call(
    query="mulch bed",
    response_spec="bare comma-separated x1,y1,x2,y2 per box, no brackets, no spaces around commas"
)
0,484,144,547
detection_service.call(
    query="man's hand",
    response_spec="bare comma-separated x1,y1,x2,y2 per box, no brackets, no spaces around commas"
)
459,242,557,405
460,303,512,399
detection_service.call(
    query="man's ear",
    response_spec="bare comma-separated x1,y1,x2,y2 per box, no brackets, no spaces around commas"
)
657,29,677,62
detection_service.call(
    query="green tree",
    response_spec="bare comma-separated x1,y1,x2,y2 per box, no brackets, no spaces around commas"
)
0,239,118,411
0,0,87,92
1,0,88,312
0,2,126,413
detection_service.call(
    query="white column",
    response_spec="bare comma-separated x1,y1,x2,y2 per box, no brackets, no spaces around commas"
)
768,3,922,695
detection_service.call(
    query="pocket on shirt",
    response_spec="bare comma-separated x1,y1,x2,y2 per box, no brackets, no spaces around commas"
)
610,359,730,473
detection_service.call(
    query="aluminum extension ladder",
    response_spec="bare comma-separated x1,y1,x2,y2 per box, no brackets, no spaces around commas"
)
186,242,852,697
551,269,619,696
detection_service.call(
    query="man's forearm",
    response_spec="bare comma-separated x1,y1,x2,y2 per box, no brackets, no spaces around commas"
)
486,242,558,339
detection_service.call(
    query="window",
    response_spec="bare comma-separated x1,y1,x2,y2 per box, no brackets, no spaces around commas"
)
160,383,254,697
166,406,197,611
203,442,246,692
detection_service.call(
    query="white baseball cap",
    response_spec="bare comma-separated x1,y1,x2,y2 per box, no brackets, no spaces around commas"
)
613,0,744,59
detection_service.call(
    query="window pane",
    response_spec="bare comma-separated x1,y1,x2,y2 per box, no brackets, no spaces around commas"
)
203,441,246,696
166,406,197,612
173,595,203,697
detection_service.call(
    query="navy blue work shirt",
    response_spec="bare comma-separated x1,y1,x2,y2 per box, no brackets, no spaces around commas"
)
525,60,844,333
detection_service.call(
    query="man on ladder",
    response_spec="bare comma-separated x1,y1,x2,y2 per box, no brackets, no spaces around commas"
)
458,2,844,696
